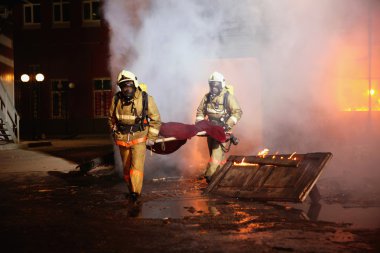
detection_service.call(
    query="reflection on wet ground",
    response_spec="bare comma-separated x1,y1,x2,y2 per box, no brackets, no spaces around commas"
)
138,190,380,230
1,168,379,252
43,170,380,230
141,196,221,219
287,201,380,229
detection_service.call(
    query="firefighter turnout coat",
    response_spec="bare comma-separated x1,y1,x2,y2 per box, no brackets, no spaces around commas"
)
196,89,242,177
108,88,161,194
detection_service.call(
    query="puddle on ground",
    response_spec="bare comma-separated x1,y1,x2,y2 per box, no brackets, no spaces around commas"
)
140,196,221,219
287,201,380,229
138,196,380,229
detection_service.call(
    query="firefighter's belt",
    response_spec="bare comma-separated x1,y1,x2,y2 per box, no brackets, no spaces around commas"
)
116,121,148,133
210,119,225,127
115,137,147,148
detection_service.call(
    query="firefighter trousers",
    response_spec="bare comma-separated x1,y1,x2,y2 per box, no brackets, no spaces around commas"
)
205,137,227,177
119,142,146,195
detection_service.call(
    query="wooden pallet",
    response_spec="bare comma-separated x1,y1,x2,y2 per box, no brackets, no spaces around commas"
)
205,152,332,202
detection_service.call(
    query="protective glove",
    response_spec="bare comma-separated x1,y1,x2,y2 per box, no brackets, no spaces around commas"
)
223,124,231,132
146,139,155,147
111,125,119,135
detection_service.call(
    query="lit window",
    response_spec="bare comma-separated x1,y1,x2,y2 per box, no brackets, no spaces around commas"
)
93,78,112,118
53,0,70,24
83,0,100,24
51,80,69,119
23,3,41,26
337,79,380,111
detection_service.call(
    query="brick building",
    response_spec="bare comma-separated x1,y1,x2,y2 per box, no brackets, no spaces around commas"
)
11,0,112,138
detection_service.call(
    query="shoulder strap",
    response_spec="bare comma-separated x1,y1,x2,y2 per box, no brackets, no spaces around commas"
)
206,92,211,104
141,91,148,120
203,93,211,112
223,91,230,114
113,92,121,118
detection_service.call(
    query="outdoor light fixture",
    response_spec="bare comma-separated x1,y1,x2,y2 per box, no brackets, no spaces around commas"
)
21,74,30,82
35,73,45,82
68,82,75,89
20,73,45,82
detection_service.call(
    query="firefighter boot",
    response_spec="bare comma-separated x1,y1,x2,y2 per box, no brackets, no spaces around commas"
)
205,176,212,184
130,192,139,203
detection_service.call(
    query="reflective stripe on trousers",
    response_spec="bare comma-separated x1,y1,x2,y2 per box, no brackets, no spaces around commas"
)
208,157,227,166
205,136,227,177
115,137,147,148
119,141,146,194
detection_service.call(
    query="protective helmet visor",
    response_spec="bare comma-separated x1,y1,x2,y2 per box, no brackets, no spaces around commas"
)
118,80,135,88
209,81,222,95
119,80,136,99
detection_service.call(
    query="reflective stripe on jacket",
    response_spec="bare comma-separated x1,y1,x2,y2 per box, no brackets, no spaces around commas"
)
196,89,242,129
108,89,161,141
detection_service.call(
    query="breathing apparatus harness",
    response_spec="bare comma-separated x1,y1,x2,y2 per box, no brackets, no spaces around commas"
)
113,91,149,134
205,91,230,126
204,91,239,152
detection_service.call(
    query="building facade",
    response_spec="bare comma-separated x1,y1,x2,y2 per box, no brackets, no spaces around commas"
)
12,0,112,138
1,1,20,143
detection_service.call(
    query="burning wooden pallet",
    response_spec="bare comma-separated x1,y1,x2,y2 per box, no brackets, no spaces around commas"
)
205,152,332,202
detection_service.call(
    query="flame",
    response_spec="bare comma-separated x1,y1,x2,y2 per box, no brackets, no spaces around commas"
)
288,152,296,160
233,157,259,167
257,148,269,157
233,150,298,166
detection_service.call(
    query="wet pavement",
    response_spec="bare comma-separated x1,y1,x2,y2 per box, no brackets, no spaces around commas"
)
0,136,379,252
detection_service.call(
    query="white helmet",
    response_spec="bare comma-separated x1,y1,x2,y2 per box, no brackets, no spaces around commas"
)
208,71,225,88
117,70,139,88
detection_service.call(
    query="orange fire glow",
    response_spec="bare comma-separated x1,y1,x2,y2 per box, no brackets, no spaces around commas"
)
233,157,259,167
288,152,296,160
257,148,269,157
334,40,380,112
233,149,298,166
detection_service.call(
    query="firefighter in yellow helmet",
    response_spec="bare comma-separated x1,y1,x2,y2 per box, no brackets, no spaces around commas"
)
196,71,242,183
108,70,161,202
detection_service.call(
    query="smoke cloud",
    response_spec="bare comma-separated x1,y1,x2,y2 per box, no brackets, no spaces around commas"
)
104,0,380,184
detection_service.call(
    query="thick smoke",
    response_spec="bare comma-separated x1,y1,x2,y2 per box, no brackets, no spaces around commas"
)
104,0,380,183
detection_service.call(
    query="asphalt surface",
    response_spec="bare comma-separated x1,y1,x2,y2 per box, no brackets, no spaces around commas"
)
0,135,379,253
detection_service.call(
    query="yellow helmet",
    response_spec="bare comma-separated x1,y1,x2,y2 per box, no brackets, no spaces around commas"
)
117,70,139,88
208,71,226,88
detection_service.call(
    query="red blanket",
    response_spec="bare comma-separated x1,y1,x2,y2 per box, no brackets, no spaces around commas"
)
148,120,226,154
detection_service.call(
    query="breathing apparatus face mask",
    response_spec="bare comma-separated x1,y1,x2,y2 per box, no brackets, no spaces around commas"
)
209,81,223,96
119,81,136,101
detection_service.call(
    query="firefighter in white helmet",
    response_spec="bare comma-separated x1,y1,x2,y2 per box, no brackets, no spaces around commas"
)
195,71,242,183
108,70,161,203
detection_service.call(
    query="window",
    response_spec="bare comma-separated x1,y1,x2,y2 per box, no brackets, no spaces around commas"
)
83,0,100,24
51,80,69,119
23,3,41,26
53,0,70,25
0,6,10,19
337,79,380,111
93,78,112,118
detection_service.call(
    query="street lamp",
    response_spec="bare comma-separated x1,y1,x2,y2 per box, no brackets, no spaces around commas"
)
21,72,45,139
63,82,75,135
21,73,44,83
21,74,30,82
35,73,45,82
